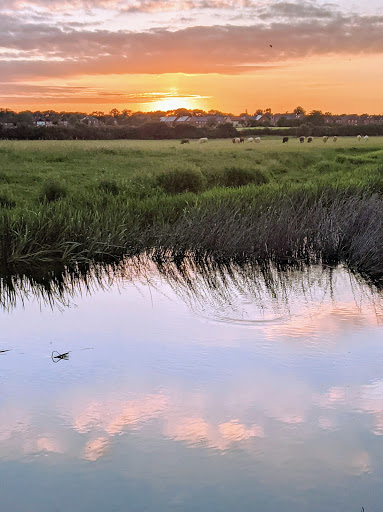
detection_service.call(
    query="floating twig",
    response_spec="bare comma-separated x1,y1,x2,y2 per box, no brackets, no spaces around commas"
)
51,350,70,362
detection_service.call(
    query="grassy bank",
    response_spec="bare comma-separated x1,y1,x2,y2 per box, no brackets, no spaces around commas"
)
1,138,383,282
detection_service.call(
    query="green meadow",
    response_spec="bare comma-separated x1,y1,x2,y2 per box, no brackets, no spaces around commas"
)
1,137,383,281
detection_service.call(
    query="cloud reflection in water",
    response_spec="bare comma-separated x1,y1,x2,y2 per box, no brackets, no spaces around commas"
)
1,256,383,510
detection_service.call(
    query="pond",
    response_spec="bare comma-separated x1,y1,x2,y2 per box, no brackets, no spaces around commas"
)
1,257,383,512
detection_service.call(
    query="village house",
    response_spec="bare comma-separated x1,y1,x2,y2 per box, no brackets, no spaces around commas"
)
35,119,54,127
333,115,360,126
362,115,383,125
190,116,209,127
1,122,15,129
272,113,302,126
174,116,192,124
159,116,178,124
212,116,226,125
80,115,102,126
225,116,245,128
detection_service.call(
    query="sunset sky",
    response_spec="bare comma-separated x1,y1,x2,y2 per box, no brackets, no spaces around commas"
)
1,0,382,114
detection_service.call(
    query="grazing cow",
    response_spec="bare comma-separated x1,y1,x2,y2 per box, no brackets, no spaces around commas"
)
180,138,190,144
254,137,261,143
232,137,241,143
323,136,329,143
199,137,208,143
357,135,362,141
247,137,254,143
299,136,305,143
282,136,289,143
239,137,245,143
333,136,338,142
307,137,313,143
364,135,369,141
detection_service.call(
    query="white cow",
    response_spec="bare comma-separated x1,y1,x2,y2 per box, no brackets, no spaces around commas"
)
333,136,338,142
199,137,208,143
254,137,261,143
323,136,329,143
357,135,362,141
364,135,369,141
247,137,254,143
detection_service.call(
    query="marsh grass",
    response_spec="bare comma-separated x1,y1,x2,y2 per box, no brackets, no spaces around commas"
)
157,165,205,194
0,194,16,209
0,172,11,183
39,180,67,203
1,138,383,282
218,166,269,188
98,178,120,195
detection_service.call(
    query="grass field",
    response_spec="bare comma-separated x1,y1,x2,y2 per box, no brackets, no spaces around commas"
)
1,137,383,280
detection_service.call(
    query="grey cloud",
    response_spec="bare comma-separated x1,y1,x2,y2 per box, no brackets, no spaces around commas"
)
120,0,255,13
0,9,383,80
258,1,338,20
0,0,115,9
0,0,256,10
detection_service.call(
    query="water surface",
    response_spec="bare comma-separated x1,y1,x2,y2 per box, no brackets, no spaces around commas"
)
1,259,383,511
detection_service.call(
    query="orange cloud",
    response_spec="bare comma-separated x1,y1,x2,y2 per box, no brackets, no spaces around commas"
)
1,11,383,80
84,437,110,461
1,1,383,112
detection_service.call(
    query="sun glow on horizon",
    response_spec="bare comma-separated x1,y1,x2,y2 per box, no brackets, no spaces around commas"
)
147,95,208,113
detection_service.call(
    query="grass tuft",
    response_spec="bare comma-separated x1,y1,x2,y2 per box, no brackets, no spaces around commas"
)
0,172,10,183
219,166,269,188
157,166,205,194
0,194,16,209
39,180,67,203
98,178,120,195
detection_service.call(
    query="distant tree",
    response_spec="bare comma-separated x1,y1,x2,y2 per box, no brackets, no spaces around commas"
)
68,115,79,126
139,121,173,139
192,109,206,117
109,108,121,117
0,108,15,122
207,109,226,117
264,108,272,114
105,116,117,126
293,106,306,116
305,110,325,126
254,109,263,115
206,117,218,127
214,123,238,138
174,108,191,117
16,111,33,126
43,110,59,122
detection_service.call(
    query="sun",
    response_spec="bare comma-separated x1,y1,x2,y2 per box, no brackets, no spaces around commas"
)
149,95,205,112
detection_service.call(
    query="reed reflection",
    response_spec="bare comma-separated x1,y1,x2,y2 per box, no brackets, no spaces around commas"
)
2,254,383,327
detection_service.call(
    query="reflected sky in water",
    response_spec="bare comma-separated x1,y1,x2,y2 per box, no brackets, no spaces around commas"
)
1,260,383,511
